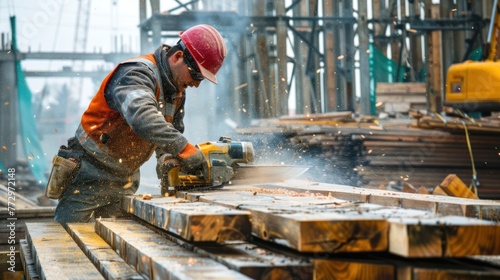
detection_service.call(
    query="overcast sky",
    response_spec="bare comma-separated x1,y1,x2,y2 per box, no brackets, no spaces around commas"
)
0,0,147,103
1,0,139,53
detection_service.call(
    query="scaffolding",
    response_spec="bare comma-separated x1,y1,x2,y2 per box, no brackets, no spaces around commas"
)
138,0,492,120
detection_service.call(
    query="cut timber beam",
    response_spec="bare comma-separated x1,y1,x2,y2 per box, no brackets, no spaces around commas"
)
191,242,313,279
66,223,144,280
245,203,390,253
389,216,500,257
314,259,395,279
123,195,251,242
316,252,500,280
25,222,104,280
256,180,500,220
95,219,251,279
439,174,478,199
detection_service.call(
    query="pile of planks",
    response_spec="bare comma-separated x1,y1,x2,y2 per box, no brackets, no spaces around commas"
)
0,184,41,209
12,181,500,279
375,82,427,115
415,113,500,134
236,112,500,199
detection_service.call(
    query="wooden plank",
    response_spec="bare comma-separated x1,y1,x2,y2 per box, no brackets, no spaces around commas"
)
182,185,370,205
2,272,24,280
377,252,500,279
417,186,430,195
279,111,354,121
0,244,23,279
377,95,427,103
168,203,251,242
192,242,313,279
25,222,104,280
168,268,255,280
432,185,449,196
184,189,349,210
19,239,39,280
124,195,251,242
376,82,427,94
0,207,55,219
240,203,391,253
314,259,395,280
316,252,500,279
95,219,251,279
259,180,500,220
0,217,53,251
66,223,144,280
382,101,420,112
0,184,39,209
439,174,478,199
389,216,500,257
0,244,23,276
412,268,500,279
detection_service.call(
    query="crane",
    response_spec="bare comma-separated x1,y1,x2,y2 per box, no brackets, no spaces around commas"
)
70,0,91,101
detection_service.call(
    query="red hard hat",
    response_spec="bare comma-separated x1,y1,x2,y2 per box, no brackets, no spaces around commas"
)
179,24,227,84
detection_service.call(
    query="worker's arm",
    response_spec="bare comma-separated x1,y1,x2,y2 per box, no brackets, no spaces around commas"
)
172,93,185,133
104,62,188,157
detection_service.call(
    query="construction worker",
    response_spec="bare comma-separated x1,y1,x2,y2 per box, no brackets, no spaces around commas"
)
50,24,227,224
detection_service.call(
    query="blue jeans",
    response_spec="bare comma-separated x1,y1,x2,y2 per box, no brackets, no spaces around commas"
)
54,157,139,225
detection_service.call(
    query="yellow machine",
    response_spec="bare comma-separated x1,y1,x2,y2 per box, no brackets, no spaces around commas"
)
444,0,500,114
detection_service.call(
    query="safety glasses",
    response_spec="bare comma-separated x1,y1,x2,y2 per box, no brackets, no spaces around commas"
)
179,41,204,81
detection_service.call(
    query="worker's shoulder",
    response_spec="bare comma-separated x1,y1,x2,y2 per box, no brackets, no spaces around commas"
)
106,62,157,91
115,59,157,77
121,53,156,67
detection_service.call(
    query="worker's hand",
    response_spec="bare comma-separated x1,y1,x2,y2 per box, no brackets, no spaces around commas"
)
177,143,208,176
156,153,179,179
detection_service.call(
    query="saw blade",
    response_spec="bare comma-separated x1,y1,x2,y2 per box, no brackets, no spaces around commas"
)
230,165,309,185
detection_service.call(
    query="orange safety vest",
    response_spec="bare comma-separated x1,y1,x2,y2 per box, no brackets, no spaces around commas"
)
77,54,183,174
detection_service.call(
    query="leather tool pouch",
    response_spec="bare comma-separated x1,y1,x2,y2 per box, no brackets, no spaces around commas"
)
45,143,84,199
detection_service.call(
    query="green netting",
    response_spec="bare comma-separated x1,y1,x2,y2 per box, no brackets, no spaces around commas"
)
469,47,483,61
10,16,48,187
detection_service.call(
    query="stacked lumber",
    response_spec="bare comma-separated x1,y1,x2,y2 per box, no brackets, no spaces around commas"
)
12,180,500,279
236,113,500,199
0,184,39,209
0,207,54,279
23,222,104,279
356,129,500,196
67,223,144,279
375,82,427,114
416,114,500,134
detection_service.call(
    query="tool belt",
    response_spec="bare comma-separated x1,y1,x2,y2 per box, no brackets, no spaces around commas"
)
45,137,85,199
